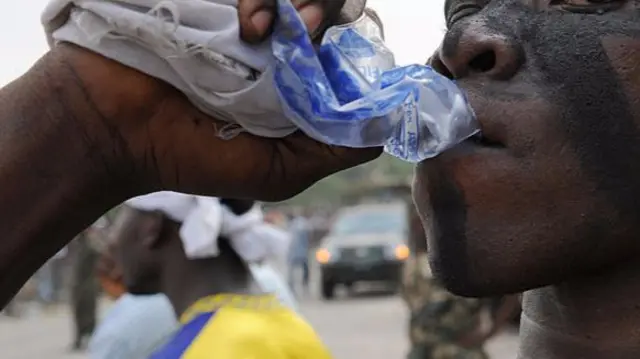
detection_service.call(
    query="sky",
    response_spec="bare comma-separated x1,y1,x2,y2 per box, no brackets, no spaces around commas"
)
0,0,446,86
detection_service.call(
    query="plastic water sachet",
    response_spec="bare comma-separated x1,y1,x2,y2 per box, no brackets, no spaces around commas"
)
272,0,480,162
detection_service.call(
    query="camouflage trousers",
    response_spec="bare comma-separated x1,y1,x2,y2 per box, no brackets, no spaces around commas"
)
408,343,488,359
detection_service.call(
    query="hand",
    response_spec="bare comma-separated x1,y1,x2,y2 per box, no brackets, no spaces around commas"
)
58,0,380,202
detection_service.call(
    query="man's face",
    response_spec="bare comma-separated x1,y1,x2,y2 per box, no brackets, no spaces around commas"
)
414,1,640,296
112,207,163,295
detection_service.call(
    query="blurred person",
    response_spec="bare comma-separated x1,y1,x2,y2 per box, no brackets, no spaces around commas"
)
35,260,56,306
50,247,68,303
36,248,67,306
95,242,126,302
256,211,298,309
251,209,297,308
89,240,178,359
249,261,298,313
264,209,293,282
113,192,330,358
89,203,299,359
70,221,104,351
264,210,289,229
287,210,311,295
402,202,518,359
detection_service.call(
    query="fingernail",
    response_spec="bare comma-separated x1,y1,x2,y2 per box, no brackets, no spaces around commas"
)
298,4,324,35
251,9,274,33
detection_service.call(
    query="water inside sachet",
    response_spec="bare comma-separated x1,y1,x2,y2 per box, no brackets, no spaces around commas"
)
271,0,480,162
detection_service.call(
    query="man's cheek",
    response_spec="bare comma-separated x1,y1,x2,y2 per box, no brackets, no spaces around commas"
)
602,36,640,124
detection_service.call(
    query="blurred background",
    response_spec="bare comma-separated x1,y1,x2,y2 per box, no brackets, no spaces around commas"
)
0,1,519,358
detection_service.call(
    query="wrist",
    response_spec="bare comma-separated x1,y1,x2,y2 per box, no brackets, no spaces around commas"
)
54,43,148,196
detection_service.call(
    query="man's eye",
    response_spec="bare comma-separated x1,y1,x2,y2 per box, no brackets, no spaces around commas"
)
549,0,623,12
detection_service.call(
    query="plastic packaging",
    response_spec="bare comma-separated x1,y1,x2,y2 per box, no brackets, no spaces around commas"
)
272,0,480,162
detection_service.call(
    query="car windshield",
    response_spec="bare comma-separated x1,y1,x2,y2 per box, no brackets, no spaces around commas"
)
331,208,405,236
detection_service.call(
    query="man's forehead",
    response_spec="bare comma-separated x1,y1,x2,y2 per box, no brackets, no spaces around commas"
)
445,0,639,14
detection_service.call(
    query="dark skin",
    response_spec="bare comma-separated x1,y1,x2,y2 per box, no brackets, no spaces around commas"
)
407,201,519,347
413,1,640,358
0,0,380,307
112,199,259,317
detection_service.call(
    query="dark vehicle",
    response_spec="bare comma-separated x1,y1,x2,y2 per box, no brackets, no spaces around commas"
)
316,203,409,299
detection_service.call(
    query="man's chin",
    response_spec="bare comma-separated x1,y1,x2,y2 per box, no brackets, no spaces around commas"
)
428,251,523,298
429,260,481,297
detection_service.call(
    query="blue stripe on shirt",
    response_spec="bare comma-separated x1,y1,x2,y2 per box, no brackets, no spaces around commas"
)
149,311,216,359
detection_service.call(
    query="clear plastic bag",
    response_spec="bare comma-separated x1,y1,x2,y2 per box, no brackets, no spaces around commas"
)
272,0,480,162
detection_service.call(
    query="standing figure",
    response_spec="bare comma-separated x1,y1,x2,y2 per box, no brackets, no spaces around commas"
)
70,225,102,351
287,210,310,295
36,260,55,306
36,248,67,306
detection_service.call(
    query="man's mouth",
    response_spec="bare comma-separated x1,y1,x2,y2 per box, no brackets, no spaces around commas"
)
467,132,505,149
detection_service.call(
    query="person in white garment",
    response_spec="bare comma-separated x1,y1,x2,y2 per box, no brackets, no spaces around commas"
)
89,196,299,358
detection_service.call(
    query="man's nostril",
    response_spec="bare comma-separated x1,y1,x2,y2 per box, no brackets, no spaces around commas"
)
430,56,455,80
469,50,496,73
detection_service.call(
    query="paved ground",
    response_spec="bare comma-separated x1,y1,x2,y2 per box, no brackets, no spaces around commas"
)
0,289,518,359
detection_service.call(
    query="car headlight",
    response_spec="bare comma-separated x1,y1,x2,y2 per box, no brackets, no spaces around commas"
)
316,248,339,264
385,244,410,261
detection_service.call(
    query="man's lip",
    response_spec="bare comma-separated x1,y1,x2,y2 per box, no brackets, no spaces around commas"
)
459,85,509,150
466,131,505,149
434,133,508,163
435,125,506,158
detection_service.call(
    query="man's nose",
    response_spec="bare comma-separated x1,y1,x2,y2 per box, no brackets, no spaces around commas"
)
432,21,523,81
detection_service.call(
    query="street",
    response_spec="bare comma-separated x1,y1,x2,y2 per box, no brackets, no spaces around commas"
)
0,290,518,359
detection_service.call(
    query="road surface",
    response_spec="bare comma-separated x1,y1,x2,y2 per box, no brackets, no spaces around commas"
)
0,289,518,359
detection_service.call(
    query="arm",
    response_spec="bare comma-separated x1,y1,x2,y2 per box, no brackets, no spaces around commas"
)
0,0,380,308
0,47,130,307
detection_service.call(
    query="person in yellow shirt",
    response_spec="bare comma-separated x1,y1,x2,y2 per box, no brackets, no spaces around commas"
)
111,192,332,359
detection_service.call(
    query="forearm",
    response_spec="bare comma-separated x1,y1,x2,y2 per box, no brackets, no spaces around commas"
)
0,48,129,306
